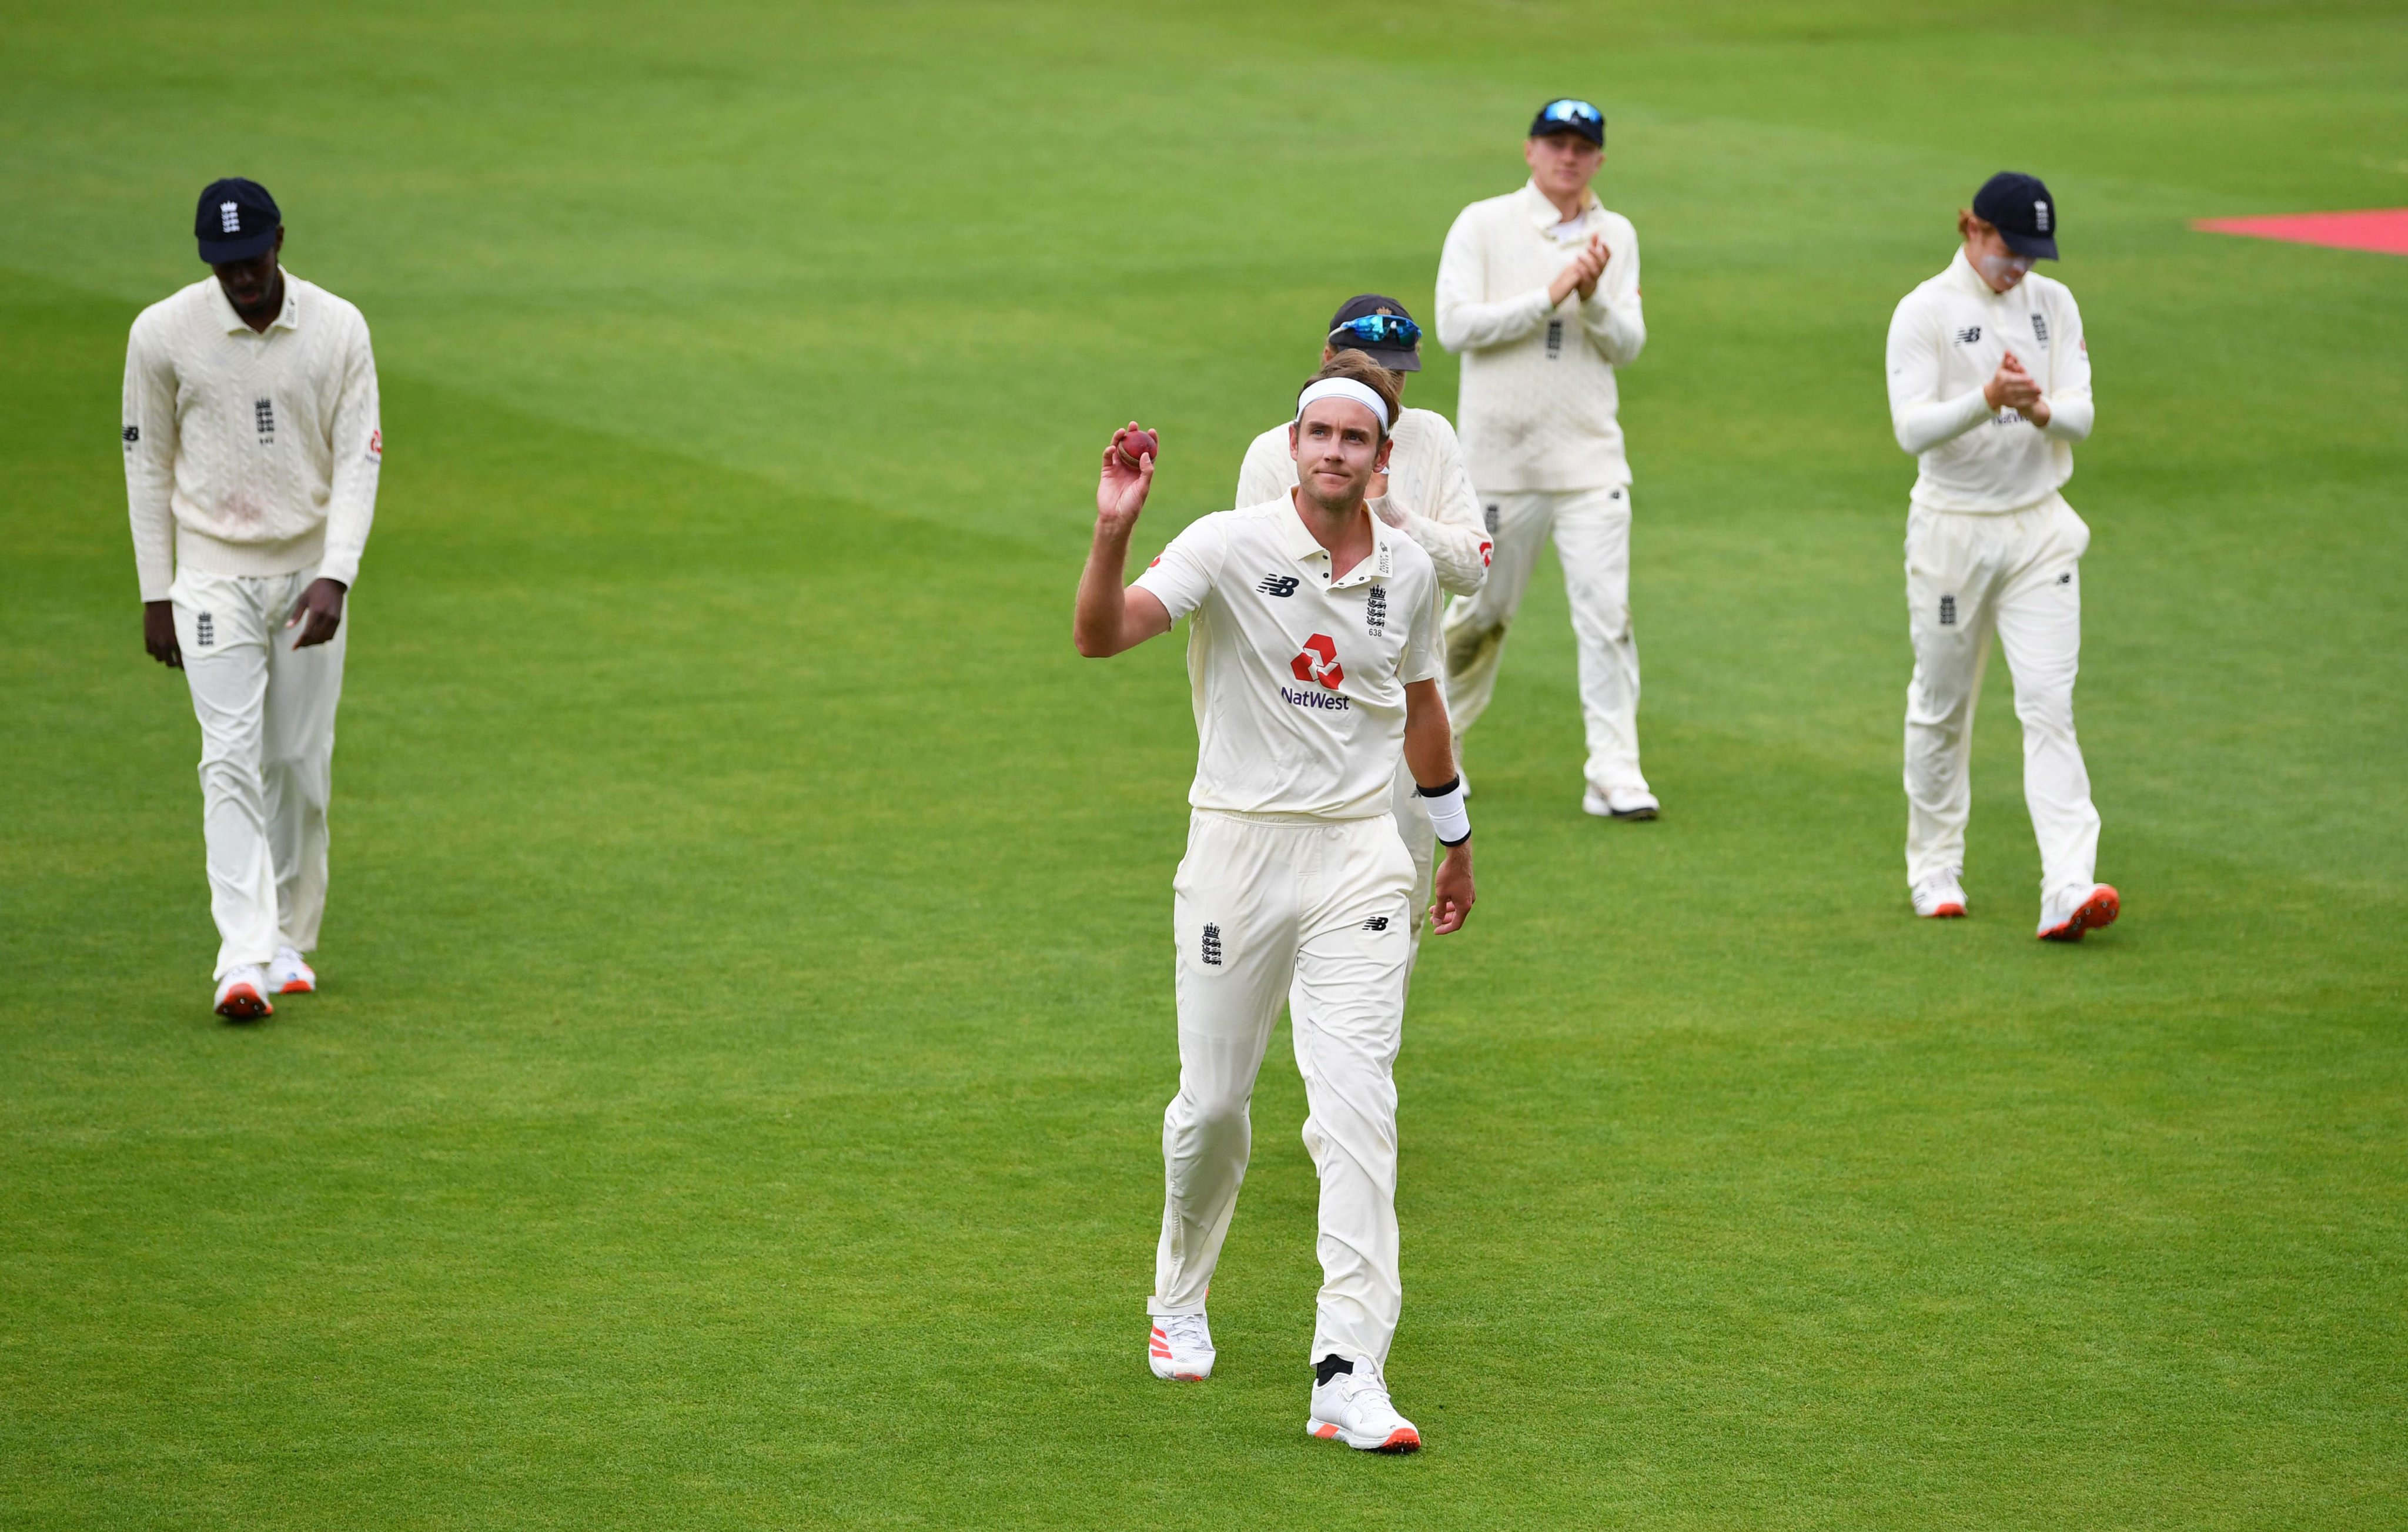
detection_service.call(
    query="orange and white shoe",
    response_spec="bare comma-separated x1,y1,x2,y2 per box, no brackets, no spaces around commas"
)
267,946,316,995
1148,1313,1213,1381
1306,1358,1420,1453
2038,884,2120,942
213,966,273,1021
1912,876,1968,919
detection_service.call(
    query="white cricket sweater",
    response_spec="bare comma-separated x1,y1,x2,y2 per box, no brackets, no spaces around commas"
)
1885,250,2094,513
122,272,382,601
1434,181,1645,493
1232,406,1493,597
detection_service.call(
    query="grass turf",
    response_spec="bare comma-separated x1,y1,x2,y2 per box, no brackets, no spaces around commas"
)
3,1,2404,1525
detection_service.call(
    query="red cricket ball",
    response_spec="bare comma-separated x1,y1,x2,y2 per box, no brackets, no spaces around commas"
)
1118,428,1159,467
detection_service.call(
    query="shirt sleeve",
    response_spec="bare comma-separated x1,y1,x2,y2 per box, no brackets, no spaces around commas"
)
2041,289,2094,443
122,314,180,603
316,309,382,588
1233,427,1290,508
1434,206,1553,353
1389,417,1491,597
1129,513,1228,625
1579,220,1645,366
1887,293,1992,456
1399,564,1443,686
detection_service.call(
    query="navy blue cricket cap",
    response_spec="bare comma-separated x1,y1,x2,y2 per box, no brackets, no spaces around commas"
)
1327,293,1423,373
1972,171,2059,260
1529,97,1605,147
195,178,280,264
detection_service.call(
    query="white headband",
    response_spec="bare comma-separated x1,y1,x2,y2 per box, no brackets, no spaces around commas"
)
1294,377,1390,434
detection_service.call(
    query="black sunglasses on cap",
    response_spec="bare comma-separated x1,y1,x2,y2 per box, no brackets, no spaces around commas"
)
1330,313,1422,350
1530,98,1606,147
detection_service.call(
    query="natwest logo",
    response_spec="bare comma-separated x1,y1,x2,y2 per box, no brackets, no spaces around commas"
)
1291,634,1343,690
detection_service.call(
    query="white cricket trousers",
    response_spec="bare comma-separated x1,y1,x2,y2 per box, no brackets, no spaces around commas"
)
170,566,347,979
1443,485,1647,794
1903,494,2100,901
1152,810,1416,1371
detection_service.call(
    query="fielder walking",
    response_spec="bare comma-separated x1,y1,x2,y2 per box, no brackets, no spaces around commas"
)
1434,98,1656,818
1075,363,1476,1453
1233,296,1491,968
123,179,383,1016
1886,172,2118,939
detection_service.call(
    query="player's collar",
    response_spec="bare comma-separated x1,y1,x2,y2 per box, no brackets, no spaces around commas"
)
210,273,303,335
1523,180,1600,234
1280,495,1399,589
1944,249,1998,297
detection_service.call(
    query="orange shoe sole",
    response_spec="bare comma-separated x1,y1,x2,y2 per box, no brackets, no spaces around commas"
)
2040,885,2120,942
215,984,273,1020
276,978,314,995
1923,902,1966,919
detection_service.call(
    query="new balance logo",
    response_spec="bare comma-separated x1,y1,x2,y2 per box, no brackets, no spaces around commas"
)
1364,584,1387,634
1200,924,1223,966
1939,594,1957,626
1545,319,1564,359
219,200,240,234
195,612,215,647
122,424,139,446
1954,325,1983,345
1361,916,1390,932
1257,574,1300,597
2031,313,2049,347
253,398,275,443
2058,572,2072,585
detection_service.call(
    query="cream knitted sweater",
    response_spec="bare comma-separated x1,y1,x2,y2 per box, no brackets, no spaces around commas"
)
1434,181,1645,493
122,273,382,600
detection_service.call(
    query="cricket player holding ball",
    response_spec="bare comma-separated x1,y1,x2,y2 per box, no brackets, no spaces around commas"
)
123,179,383,1016
1233,296,1491,971
1886,172,2119,940
1434,98,1656,819
1074,364,1475,1453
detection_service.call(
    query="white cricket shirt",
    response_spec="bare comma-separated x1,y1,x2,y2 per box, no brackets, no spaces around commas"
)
1886,250,2095,513
1133,497,1443,820
123,272,382,601
1434,181,1646,493
1232,407,1493,597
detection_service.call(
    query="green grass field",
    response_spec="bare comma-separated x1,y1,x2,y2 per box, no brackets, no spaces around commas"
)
5,1,2405,1525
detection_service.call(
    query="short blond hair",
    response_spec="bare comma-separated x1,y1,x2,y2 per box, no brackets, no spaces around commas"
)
1305,352,1403,439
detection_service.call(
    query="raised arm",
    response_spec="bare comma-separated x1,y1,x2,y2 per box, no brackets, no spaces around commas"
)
1887,296,1992,455
1580,225,1645,366
1073,424,1174,658
1434,208,1553,354
2039,290,2093,442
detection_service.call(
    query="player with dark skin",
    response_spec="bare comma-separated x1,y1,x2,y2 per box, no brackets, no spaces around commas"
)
1961,209,2054,427
142,225,348,670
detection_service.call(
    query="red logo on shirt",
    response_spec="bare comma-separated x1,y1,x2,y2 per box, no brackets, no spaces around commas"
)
367,429,383,459
1477,539,1494,567
1292,634,1344,690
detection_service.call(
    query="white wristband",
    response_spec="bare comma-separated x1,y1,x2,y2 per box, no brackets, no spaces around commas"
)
1419,777,1470,847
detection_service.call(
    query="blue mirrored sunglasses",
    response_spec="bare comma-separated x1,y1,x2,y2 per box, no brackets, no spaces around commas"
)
1541,99,1602,125
1330,313,1422,349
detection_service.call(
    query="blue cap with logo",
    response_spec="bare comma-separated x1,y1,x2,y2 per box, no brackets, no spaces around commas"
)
1972,171,2058,260
1528,98,1605,147
195,178,280,264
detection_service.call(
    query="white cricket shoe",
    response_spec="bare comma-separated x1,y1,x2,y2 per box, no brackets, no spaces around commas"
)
267,946,316,995
2038,883,2120,942
1306,1360,1421,1453
1582,784,1659,821
1912,876,1968,919
1148,1313,1214,1382
213,966,273,1021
